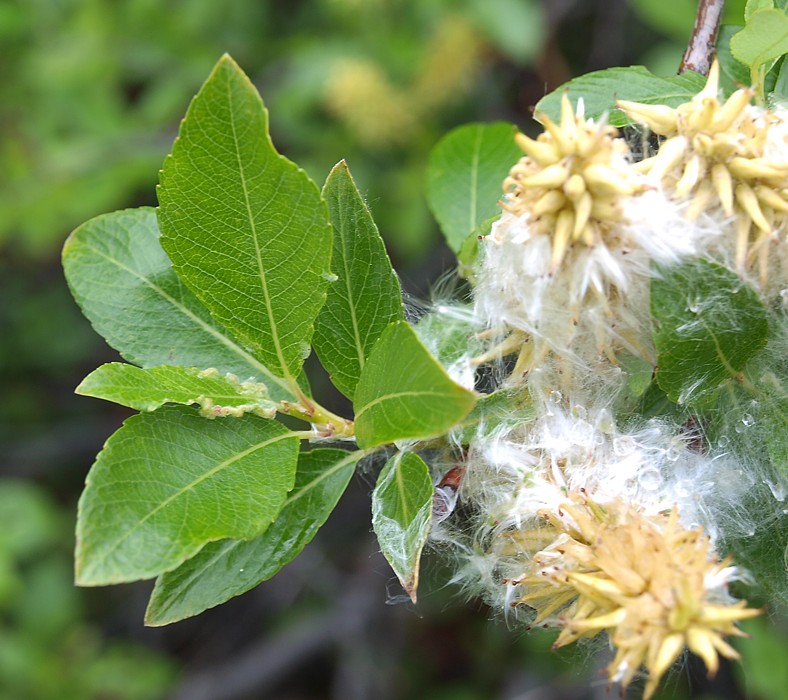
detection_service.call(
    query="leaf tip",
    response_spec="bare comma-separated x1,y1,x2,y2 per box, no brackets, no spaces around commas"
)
324,159,352,190
404,578,419,604
216,52,239,70
143,605,169,628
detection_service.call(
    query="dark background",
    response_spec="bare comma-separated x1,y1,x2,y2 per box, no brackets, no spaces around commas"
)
2,1,785,698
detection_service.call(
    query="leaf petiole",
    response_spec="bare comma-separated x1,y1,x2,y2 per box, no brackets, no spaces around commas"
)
279,388,355,439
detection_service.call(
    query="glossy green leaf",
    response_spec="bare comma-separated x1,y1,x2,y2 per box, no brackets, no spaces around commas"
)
354,321,477,448
76,407,298,586
158,55,332,382
77,363,277,418
731,9,788,69
371,452,433,603
717,25,752,91
62,208,298,401
426,122,520,252
313,161,404,399
651,259,769,406
535,67,706,127
145,448,362,625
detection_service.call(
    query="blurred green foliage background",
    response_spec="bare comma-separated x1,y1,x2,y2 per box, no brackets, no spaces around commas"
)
1,0,785,698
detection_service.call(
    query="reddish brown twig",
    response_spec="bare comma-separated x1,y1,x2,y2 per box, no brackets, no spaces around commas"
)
679,0,726,75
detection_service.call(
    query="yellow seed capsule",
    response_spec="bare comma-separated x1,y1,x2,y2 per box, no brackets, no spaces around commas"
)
728,156,787,180
686,181,716,221
695,59,721,101
539,113,575,154
616,100,678,134
711,162,734,216
514,132,560,166
755,184,788,212
511,497,761,700
559,92,578,134
567,606,627,631
712,88,754,132
551,209,575,270
686,628,720,677
583,164,636,195
698,604,762,624
691,132,716,157
590,199,620,221
675,153,705,198
521,162,570,188
579,223,595,247
686,96,716,132
532,189,567,216
736,183,771,231
647,136,688,181
572,191,593,238
734,215,751,271
709,635,741,661
563,173,586,199
651,633,685,681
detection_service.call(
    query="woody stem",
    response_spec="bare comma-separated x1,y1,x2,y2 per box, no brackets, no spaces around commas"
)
679,0,725,76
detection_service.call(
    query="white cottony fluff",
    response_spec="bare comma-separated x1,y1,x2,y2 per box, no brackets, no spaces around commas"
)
474,188,703,378
441,403,763,606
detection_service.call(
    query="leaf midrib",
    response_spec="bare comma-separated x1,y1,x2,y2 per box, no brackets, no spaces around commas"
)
226,78,292,384
149,449,368,607
468,126,482,236
355,389,463,419
83,430,294,574
83,241,293,398
338,194,366,373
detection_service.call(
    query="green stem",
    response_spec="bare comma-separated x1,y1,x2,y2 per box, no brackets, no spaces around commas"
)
278,381,355,438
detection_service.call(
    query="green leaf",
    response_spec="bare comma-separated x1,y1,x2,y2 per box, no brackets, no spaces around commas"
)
452,388,536,444
77,363,277,418
354,321,477,448
457,216,496,282
371,452,433,603
735,617,788,699
730,9,788,69
414,303,485,375
76,407,298,586
726,506,788,607
746,0,775,20
769,54,788,104
313,161,404,400
62,208,298,401
158,54,332,383
651,259,769,405
713,334,788,477
535,67,706,127
717,25,752,91
145,447,361,625
426,122,521,252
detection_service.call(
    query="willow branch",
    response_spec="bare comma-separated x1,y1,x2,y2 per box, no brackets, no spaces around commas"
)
679,0,726,75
